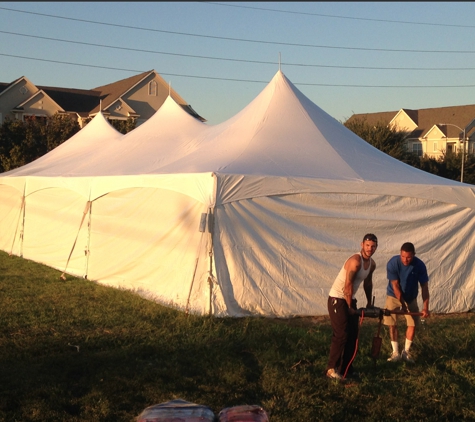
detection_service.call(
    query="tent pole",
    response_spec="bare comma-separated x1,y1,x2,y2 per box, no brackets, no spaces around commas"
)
60,201,91,280
185,231,205,316
10,185,26,258
207,207,215,316
84,200,93,279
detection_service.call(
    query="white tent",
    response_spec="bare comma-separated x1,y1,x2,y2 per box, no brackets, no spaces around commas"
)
1,70,475,316
4,111,124,177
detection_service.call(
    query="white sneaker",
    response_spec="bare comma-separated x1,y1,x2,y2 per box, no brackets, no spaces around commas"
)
387,352,401,362
401,349,415,363
326,368,342,380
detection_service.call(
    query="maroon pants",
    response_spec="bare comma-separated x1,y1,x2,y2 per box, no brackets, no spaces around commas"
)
327,296,359,376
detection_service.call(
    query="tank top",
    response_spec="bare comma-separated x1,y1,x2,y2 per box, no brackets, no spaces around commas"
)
328,253,372,299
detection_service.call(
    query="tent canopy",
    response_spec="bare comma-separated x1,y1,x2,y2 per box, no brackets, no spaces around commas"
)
1,70,475,317
4,112,124,177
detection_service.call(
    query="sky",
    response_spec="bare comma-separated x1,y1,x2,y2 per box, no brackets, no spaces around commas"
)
2,2,475,125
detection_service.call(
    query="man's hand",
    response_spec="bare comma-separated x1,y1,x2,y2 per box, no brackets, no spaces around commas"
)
422,308,430,318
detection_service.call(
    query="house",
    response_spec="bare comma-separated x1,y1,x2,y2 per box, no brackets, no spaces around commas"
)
0,70,205,127
347,105,475,159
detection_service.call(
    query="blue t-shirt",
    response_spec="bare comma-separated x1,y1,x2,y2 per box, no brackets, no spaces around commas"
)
386,255,429,303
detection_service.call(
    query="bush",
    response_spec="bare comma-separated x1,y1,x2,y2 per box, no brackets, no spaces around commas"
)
0,114,80,172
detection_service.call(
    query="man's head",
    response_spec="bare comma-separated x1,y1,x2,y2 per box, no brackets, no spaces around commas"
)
361,233,378,258
400,242,415,266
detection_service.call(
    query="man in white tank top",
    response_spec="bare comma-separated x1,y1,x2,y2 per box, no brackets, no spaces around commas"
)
326,233,378,381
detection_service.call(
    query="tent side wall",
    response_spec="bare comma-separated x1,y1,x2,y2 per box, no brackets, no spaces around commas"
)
212,189,475,317
22,187,90,275
0,182,24,256
86,185,218,315
0,174,222,316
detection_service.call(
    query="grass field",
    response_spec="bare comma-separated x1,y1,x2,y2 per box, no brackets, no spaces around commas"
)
1,250,475,421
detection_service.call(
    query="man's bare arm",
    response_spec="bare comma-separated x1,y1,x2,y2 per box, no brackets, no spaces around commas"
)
343,255,361,308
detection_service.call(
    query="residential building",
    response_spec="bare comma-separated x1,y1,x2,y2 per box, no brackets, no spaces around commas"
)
348,105,475,159
0,70,205,127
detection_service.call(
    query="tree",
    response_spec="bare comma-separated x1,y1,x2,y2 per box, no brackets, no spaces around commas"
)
343,117,412,163
109,117,136,134
44,114,81,151
0,114,80,172
462,154,475,185
343,116,475,183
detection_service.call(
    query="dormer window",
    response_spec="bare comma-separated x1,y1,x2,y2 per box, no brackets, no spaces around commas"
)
148,80,157,96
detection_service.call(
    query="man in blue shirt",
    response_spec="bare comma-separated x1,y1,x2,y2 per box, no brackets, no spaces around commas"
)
383,242,430,363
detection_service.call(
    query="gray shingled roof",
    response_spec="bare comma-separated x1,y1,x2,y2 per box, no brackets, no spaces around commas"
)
348,104,475,138
38,86,102,114
90,70,152,113
0,82,9,94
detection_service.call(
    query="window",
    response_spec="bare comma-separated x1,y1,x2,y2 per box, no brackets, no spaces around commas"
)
412,143,423,157
433,142,438,152
148,80,157,96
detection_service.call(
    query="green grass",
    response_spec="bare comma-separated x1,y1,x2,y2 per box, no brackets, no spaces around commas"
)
1,250,475,421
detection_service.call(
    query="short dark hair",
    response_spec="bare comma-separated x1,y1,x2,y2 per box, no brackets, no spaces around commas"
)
363,233,378,243
401,242,415,254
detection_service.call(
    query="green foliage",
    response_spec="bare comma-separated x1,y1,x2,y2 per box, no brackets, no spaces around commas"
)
109,117,137,134
344,117,411,162
1,250,475,421
344,116,475,183
0,114,80,172
462,154,475,184
45,114,81,150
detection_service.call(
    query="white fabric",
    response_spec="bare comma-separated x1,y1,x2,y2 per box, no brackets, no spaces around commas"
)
1,71,475,317
3,112,124,177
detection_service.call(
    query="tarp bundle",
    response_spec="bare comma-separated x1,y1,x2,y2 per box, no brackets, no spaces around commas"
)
1,70,475,316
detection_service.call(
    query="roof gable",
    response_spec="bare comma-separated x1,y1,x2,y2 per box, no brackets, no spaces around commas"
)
16,89,64,112
424,125,446,139
91,70,154,112
0,76,36,98
107,97,138,118
390,109,418,132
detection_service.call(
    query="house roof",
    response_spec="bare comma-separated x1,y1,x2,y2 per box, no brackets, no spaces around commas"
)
90,70,205,122
1,70,205,121
90,70,153,113
0,76,26,95
0,82,10,94
348,104,475,138
38,86,102,115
